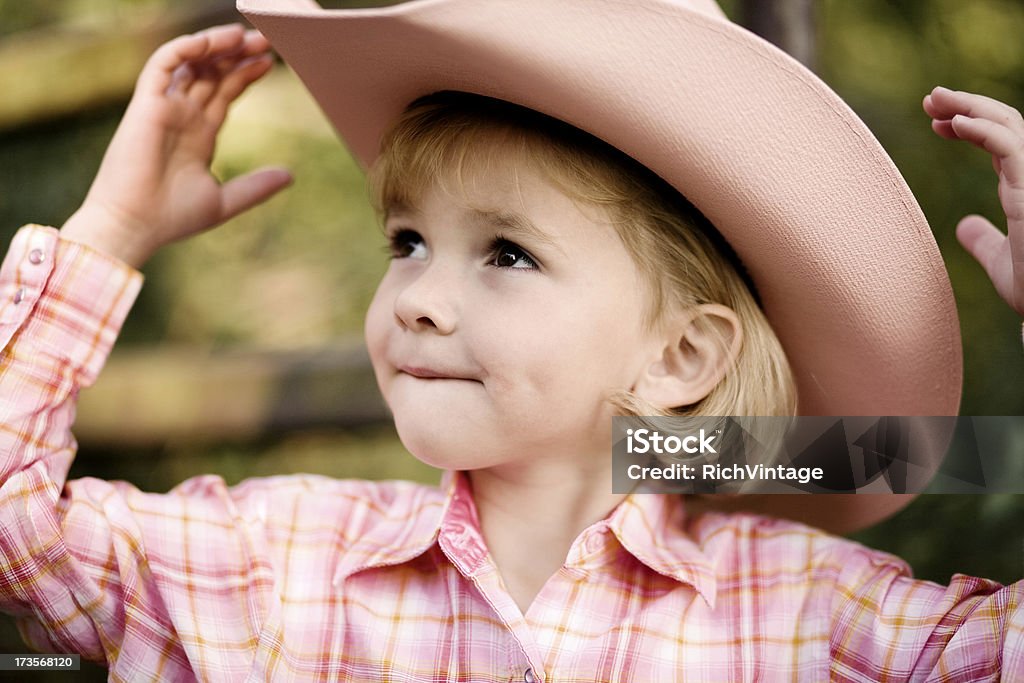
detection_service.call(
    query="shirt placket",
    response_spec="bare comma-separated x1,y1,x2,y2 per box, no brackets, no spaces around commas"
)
438,503,549,682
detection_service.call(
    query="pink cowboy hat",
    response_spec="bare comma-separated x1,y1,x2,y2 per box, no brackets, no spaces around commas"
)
236,0,962,533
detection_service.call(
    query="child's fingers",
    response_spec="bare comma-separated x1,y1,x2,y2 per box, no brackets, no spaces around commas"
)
182,32,272,105
949,115,1024,189
139,24,248,97
191,30,272,80
924,87,1024,135
218,166,294,224
166,63,196,98
928,116,958,141
205,55,275,126
957,214,1008,274
186,57,244,105
956,215,1024,312
243,30,271,54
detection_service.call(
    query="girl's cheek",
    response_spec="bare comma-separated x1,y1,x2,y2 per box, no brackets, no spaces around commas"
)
364,287,393,355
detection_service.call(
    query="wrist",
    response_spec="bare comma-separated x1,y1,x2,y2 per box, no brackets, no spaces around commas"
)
60,204,157,269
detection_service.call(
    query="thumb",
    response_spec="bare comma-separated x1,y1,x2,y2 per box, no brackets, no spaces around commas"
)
955,213,1023,313
956,214,1005,275
219,166,293,221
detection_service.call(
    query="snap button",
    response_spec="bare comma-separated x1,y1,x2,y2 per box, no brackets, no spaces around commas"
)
523,667,538,683
13,287,26,304
28,249,45,265
585,534,603,554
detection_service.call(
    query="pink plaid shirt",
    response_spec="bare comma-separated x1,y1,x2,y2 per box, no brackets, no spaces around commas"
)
1,224,1023,682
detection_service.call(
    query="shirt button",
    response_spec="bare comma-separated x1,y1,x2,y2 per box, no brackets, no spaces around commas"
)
28,249,45,264
524,667,538,683
585,534,603,554
12,287,26,304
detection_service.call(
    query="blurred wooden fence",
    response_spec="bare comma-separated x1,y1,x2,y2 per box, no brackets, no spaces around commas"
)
0,0,241,131
76,340,390,447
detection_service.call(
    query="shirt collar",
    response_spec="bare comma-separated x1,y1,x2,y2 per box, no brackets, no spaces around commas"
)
603,485,717,608
333,470,717,608
331,473,455,586
332,469,491,585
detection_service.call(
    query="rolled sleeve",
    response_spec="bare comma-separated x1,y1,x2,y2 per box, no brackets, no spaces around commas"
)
828,539,1024,681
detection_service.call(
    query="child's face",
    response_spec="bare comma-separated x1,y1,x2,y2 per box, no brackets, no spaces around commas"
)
365,154,664,470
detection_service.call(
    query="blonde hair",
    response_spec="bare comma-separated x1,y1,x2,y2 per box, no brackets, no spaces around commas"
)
367,91,797,419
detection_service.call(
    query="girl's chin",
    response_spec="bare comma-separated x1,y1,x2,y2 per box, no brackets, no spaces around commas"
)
402,443,497,472
392,420,480,468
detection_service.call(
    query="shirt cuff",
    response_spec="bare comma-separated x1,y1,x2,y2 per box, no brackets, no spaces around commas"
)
0,224,144,385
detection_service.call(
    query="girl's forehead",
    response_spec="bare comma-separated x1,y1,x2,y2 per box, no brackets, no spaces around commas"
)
384,129,544,196
385,154,611,228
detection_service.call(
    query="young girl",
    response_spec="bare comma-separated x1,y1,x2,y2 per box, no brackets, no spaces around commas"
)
2,2,1023,681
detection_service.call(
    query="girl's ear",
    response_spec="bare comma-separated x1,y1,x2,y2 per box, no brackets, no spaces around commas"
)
633,304,743,411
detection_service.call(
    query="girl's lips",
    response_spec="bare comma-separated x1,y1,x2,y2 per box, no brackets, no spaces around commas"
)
398,365,472,380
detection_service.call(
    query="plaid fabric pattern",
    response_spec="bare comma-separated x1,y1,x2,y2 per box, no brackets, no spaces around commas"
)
1,224,1022,682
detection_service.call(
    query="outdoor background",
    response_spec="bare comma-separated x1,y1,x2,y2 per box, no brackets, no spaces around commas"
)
1,0,1023,679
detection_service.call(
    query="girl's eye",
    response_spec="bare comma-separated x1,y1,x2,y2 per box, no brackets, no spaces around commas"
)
387,229,428,260
489,238,539,271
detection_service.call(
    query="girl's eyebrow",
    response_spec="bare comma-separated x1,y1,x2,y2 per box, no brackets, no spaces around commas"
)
384,203,565,255
466,207,563,253
383,201,418,222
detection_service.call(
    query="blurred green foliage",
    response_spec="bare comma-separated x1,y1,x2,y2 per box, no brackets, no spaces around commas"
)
0,0,166,36
1,1,1023,678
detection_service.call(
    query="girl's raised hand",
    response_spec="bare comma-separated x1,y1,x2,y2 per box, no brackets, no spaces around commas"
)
61,24,292,268
923,86,1024,317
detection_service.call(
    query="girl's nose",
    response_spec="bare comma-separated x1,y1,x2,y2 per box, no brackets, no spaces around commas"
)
392,264,458,335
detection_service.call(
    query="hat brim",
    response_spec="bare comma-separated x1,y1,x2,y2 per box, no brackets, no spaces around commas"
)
237,0,962,533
